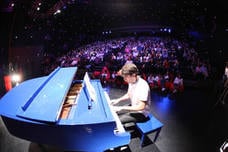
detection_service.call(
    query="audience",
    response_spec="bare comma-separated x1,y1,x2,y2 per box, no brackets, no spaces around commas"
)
40,35,213,95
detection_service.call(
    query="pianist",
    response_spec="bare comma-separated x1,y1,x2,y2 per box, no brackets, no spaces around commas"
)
111,63,151,125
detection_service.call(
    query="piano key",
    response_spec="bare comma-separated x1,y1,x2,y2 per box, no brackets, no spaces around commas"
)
104,91,126,134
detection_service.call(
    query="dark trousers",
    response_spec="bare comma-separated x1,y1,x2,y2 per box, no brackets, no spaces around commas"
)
117,111,149,124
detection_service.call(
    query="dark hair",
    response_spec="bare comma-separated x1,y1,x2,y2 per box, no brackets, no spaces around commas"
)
120,63,139,76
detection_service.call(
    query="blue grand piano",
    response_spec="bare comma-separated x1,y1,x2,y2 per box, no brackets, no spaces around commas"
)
0,67,130,151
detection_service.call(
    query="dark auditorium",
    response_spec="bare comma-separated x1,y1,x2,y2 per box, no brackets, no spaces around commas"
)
0,1,227,152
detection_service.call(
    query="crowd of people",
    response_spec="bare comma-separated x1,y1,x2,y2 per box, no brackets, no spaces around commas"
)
41,36,212,94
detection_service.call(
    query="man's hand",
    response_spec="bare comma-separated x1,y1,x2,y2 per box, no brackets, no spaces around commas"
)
110,99,119,105
112,106,123,112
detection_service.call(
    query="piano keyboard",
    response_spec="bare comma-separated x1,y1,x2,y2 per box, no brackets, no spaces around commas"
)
104,91,126,134
59,83,83,119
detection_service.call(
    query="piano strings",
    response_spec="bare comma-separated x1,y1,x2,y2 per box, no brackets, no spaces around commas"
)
59,83,82,119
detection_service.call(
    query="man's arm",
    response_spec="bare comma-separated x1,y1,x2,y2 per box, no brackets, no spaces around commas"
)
111,93,129,105
113,100,146,112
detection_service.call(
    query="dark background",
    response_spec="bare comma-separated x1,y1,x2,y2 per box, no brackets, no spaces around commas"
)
0,0,227,78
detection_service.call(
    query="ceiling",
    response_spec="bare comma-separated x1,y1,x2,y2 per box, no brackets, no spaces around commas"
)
0,0,227,49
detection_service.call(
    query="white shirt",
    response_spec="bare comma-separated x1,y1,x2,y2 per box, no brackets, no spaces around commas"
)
127,76,151,116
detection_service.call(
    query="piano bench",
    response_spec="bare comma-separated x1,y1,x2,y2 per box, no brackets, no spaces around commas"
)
136,113,163,146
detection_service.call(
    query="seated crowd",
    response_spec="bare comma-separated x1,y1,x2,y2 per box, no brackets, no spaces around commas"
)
41,36,211,94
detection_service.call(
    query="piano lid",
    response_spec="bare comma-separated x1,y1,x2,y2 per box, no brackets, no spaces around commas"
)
16,67,77,123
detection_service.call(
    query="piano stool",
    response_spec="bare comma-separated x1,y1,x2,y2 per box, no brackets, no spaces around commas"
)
136,113,164,146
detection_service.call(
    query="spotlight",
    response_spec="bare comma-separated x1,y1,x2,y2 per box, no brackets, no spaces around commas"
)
11,73,21,86
54,9,61,15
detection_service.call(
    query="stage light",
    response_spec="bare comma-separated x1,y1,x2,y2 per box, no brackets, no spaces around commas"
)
54,9,61,15
11,73,21,86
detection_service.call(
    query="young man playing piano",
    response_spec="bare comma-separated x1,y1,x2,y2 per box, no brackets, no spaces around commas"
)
111,63,151,126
